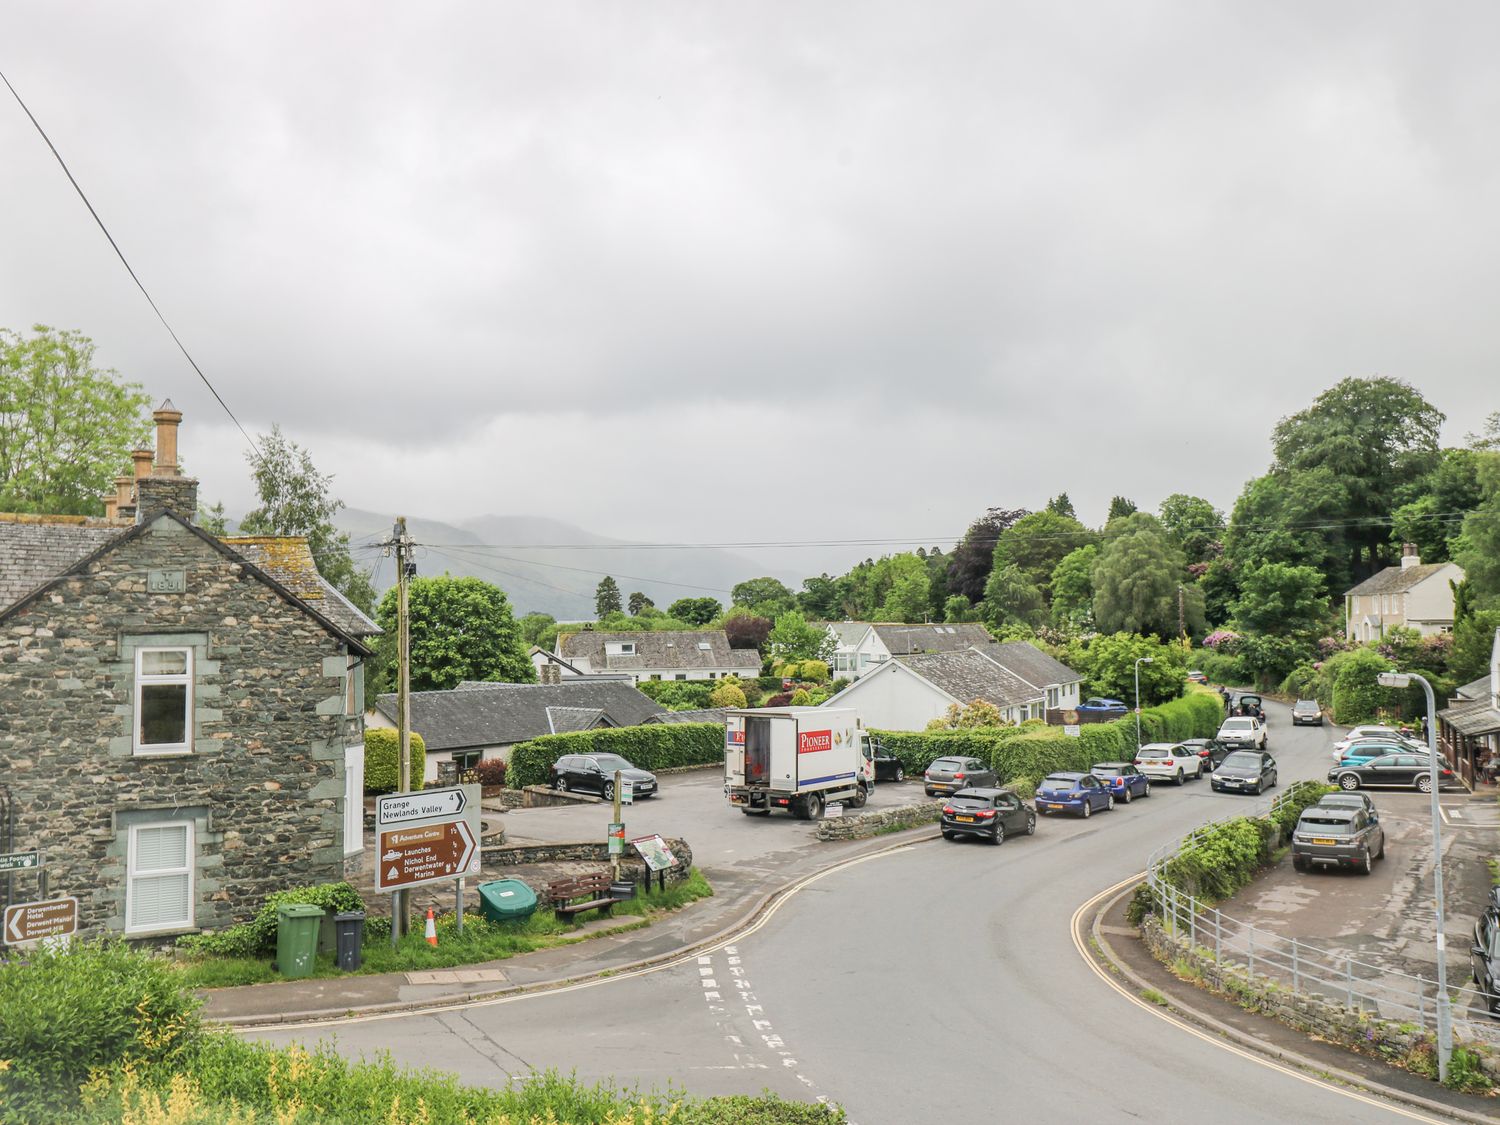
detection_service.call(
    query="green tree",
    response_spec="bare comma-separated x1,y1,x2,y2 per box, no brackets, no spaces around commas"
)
667,596,722,626
375,575,534,692
991,511,1097,601
518,612,556,646
926,699,1006,730
880,572,931,623
627,590,654,615
1451,608,1500,683
595,576,623,617
765,611,834,662
1046,493,1077,518
724,610,774,654
1158,493,1225,565
0,325,152,515
981,563,1046,630
1452,449,1500,607
1331,647,1394,725
1107,496,1138,521
943,594,979,623
1388,448,1485,563
196,501,230,536
1091,517,1188,637
241,424,375,613
1077,633,1187,706
731,576,797,617
1049,544,1098,630
1231,562,1327,637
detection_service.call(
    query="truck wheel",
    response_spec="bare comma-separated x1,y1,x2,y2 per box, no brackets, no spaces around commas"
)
808,792,825,819
850,786,868,809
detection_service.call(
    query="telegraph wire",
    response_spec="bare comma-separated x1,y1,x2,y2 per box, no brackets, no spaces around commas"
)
0,66,260,453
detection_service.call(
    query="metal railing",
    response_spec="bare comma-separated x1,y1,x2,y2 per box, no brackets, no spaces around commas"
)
1145,789,1500,1047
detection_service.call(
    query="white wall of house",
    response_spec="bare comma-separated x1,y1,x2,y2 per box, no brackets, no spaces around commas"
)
1406,565,1464,632
362,708,512,784
830,630,889,679
825,663,957,730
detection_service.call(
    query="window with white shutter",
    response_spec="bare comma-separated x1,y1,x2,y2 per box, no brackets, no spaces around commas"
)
127,822,193,933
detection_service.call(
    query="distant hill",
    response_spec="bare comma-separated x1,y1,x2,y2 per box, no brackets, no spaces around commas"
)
334,508,800,619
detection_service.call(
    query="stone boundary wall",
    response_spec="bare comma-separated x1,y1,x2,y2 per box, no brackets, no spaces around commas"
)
1141,915,1500,1085
521,785,601,808
480,836,695,885
816,799,940,842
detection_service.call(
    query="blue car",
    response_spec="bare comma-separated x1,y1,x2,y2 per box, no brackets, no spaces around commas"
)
1338,740,1416,768
1035,772,1115,818
1077,697,1128,714
1089,762,1151,803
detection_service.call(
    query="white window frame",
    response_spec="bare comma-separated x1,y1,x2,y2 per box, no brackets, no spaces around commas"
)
133,646,194,756
345,656,359,715
343,743,364,856
125,820,194,934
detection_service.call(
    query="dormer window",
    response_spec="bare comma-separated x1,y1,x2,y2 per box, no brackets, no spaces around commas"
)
698,642,712,651
606,641,636,656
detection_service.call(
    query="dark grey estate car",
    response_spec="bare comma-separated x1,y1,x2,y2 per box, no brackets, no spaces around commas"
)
1292,807,1385,874
924,756,997,797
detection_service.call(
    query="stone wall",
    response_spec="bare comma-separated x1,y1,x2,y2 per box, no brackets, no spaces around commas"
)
521,784,601,808
0,515,358,941
481,836,694,884
816,798,940,841
1141,915,1500,1085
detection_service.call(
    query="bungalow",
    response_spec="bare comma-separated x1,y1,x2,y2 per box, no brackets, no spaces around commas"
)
826,646,1046,730
369,679,665,782
556,629,760,684
826,622,997,680
1343,546,1464,642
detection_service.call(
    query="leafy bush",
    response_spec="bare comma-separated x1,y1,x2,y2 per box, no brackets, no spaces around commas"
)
177,882,364,959
508,723,724,788
1,940,204,1117
796,659,830,683
472,757,508,786
363,728,427,794
1192,647,1246,686
708,681,747,708
1279,662,1319,699
788,688,814,706
1331,647,1393,724
765,691,793,707
635,679,716,710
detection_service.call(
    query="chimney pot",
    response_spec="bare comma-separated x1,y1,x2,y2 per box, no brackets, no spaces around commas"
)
1400,542,1421,569
102,495,118,519
131,448,154,480
152,400,183,476
114,474,135,509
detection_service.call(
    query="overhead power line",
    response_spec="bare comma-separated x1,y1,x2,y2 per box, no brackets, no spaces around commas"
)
0,67,259,453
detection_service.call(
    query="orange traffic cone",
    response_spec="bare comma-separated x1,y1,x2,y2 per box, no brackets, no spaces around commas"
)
424,908,438,947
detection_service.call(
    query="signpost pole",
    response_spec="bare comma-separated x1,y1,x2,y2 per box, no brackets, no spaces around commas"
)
394,515,412,940
611,770,623,882
455,877,464,934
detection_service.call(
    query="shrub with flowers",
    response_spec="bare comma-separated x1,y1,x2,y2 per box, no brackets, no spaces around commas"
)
1202,629,1241,652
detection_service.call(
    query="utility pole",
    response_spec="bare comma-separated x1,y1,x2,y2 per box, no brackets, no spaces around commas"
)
389,516,415,942
1177,584,1186,642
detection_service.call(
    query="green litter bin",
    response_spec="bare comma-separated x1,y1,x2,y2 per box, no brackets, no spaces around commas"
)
275,903,325,979
478,879,537,923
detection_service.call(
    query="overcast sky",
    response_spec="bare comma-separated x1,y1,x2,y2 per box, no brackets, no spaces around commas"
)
3,2,1497,578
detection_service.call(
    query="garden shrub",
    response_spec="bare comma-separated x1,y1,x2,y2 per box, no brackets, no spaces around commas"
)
472,757,508,787
766,691,793,707
177,882,364,959
635,679,716,710
797,659,830,683
1331,648,1393,725
507,723,724,788
708,681,747,708
363,728,427,794
788,688,814,706
1279,663,1319,699
0,940,204,1118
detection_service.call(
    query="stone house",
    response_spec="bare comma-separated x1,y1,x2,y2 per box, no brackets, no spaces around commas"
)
1342,546,1464,642
0,403,377,942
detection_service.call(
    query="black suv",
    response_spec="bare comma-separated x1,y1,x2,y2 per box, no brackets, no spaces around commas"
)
940,788,1036,844
1291,806,1385,874
1473,888,1500,1019
871,741,906,782
549,753,658,799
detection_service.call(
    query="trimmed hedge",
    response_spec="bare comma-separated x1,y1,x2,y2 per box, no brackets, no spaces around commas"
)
177,882,364,958
871,688,1225,791
508,723,724,789
363,728,427,794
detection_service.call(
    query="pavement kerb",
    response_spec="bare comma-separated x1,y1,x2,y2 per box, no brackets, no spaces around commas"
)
220,828,938,1031
1085,880,1495,1125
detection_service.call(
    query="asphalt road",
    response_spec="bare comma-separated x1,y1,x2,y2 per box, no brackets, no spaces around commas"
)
254,705,1426,1122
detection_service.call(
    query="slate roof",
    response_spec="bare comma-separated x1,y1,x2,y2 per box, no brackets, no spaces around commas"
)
1456,676,1493,702
986,641,1082,688
0,513,131,611
872,623,995,655
557,630,761,673
375,680,665,751
1345,562,1456,597
827,622,873,646
646,707,732,725
1438,699,1500,737
896,647,1043,709
223,536,381,637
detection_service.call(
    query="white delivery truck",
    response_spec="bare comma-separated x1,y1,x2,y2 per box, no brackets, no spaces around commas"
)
724,707,874,819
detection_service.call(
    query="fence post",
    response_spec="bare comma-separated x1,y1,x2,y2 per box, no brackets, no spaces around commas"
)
1291,938,1300,992
1214,908,1222,963
1247,926,1255,981
1345,956,1354,1009
1189,894,1197,949
1419,980,1427,1028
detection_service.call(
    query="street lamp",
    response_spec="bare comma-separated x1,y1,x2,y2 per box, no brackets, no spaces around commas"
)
1134,657,1154,748
1377,669,1452,1081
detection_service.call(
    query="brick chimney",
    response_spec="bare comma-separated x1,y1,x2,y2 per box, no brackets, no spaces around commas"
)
539,662,562,685
1400,542,1421,570
134,401,199,523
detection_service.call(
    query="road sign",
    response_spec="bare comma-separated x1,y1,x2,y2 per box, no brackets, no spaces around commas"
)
375,820,478,892
4,897,78,945
376,786,468,827
607,821,625,855
0,850,41,873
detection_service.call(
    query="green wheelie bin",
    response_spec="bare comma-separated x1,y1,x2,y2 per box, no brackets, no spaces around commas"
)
275,903,325,978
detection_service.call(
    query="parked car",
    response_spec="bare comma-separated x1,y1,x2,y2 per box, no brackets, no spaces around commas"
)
1291,700,1324,726
940,787,1037,844
1078,697,1128,714
1235,693,1266,720
1090,762,1151,803
871,740,907,782
1210,750,1278,795
549,753,658,799
1180,737,1233,773
1035,772,1114,817
1291,806,1385,874
924,756,997,797
1216,716,1267,750
1333,726,1424,757
1133,743,1203,785
1186,670,1209,685
1335,739,1423,767
1327,752,1456,792
1315,792,1380,824
1473,888,1500,1018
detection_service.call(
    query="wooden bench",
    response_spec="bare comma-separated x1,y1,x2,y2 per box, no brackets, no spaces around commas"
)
545,871,626,920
